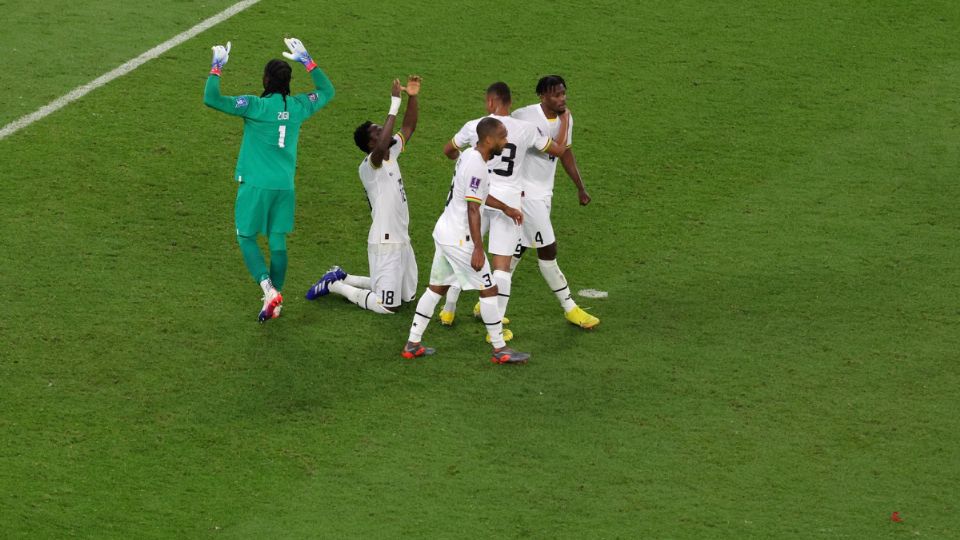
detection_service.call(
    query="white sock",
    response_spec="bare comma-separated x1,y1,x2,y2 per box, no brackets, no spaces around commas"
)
259,278,276,296
444,286,462,313
408,289,443,343
493,270,512,319
329,281,392,314
344,274,370,289
538,259,576,312
479,295,505,348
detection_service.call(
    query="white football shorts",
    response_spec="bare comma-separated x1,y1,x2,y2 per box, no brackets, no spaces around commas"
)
367,242,418,307
483,206,523,256
520,197,556,249
428,241,496,291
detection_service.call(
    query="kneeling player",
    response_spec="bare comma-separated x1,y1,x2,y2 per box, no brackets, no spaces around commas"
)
402,118,530,364
306,76,420,313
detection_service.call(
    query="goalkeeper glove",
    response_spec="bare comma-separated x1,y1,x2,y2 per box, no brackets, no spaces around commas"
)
282,37,317,72
210,41,231,76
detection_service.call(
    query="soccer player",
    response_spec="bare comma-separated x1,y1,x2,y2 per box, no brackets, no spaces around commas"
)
305,76,421,313
402,118,530,364
511,75,599,329
437,82,568,335
203,38,334,322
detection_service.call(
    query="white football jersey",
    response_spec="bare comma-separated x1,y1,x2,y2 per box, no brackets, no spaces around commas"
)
512,104,573,201
358,134,409,244
451,114,550,207
433,148,490,246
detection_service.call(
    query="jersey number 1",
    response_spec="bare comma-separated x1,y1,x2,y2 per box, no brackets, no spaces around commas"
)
278,125,287,148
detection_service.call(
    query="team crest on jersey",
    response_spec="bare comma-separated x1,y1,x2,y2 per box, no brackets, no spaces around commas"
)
308,93,318,102
469,176,481,192
235,96,248,108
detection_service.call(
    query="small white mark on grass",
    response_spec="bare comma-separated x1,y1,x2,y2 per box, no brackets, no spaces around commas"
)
578,289,608,299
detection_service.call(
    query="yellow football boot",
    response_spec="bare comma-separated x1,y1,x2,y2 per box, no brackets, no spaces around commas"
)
565,306,600,329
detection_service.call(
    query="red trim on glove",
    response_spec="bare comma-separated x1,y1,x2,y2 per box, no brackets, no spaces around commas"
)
304,60,317,72
210,66,222,76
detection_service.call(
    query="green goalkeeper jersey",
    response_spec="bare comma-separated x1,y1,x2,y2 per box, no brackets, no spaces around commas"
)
204,67,334,190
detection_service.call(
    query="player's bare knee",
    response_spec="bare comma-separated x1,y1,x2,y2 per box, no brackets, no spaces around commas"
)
538,242,558,261
429,284,450,296
479,285,498,298
491,254,513,271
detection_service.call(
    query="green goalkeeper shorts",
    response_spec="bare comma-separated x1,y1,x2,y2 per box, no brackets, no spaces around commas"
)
234,182,295,236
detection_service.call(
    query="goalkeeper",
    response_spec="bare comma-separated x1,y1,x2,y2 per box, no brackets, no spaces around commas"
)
203,38,335,322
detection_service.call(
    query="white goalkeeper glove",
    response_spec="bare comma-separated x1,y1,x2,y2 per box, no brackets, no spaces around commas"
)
282,37,317,72
210,41,231,76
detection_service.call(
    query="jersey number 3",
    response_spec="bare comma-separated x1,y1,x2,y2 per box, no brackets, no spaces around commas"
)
492,143,517,177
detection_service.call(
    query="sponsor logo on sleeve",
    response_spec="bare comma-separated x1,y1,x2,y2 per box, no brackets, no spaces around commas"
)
308,93,318,102
469,176,481,193
235,96,248,108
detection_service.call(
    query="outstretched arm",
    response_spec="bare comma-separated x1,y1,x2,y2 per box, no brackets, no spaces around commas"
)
370,79,403,168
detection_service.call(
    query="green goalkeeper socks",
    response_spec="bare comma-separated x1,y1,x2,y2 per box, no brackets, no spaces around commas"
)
269,250,287,291
237,234,269,284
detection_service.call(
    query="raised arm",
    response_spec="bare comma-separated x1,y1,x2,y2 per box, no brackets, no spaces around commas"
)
203,41,241,114
284,37,335,108
307,64,335,105
399,75,420,143
370,80,403,168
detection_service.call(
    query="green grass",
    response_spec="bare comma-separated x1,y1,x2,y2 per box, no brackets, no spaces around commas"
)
2,0,959,537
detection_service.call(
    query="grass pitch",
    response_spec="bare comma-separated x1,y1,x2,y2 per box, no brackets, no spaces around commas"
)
1,0,958,537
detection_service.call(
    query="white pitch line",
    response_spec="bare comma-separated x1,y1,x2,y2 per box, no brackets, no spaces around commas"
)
0,0,260,141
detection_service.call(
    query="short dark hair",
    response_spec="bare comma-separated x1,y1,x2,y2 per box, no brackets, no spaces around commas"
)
486,81,511,104
353,121,374,152
536,75,566,96
262,59,292,98
476,117,503,142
